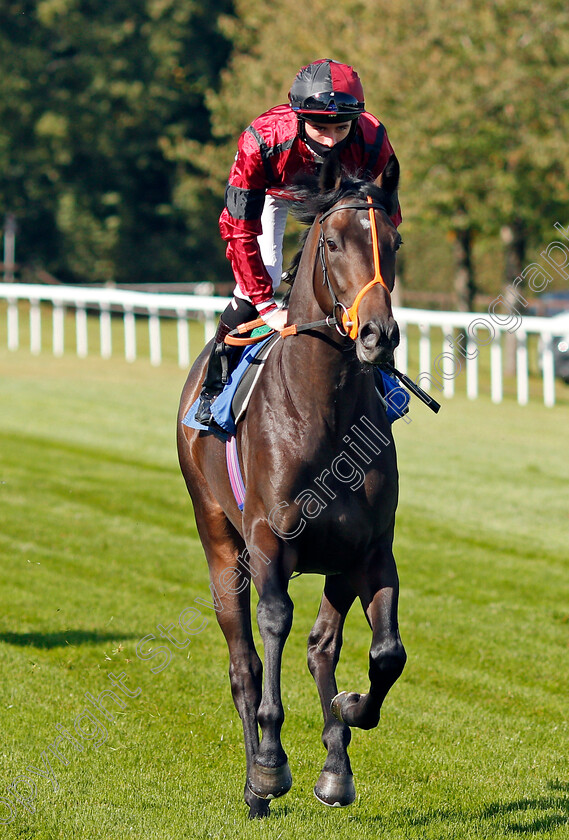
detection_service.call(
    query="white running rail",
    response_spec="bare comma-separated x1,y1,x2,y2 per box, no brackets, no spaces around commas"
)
1,283,567,407
0,283,228,370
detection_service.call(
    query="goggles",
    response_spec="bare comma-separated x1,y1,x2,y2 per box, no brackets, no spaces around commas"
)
293,90,364,115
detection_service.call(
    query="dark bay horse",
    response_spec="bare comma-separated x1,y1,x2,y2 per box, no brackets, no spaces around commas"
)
177,152,406,818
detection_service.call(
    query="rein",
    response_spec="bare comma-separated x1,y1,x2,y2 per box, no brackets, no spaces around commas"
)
224,316,333,346
225,196,388,348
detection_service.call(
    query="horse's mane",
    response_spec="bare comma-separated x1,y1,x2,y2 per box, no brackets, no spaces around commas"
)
283,168,394,287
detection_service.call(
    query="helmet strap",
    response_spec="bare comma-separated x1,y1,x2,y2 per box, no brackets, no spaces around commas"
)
346,118,359,143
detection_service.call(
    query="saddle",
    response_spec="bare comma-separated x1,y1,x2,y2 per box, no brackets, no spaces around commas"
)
212,332,281,434
183,332,280,437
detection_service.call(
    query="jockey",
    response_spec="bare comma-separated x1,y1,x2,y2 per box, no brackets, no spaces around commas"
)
195,58,402,425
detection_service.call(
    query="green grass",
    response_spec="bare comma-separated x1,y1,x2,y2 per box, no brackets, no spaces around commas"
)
0,346,568,839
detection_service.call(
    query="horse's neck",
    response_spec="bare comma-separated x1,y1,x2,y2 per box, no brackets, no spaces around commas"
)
285,222,323,327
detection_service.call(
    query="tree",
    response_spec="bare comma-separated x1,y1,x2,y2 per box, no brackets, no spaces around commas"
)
204,0,569,309
0,0,234,284
381,0,569,308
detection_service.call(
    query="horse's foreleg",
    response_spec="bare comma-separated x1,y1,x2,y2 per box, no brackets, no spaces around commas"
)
215,583,269,818
246,533,294,801
332,547,406,730
196,512,269,818
308,574,357,807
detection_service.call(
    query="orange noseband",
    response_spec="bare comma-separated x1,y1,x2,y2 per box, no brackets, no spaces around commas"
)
340,196,390,340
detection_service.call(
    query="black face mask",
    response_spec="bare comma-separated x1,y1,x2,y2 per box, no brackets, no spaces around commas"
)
299,118,357,161
304,134,337,159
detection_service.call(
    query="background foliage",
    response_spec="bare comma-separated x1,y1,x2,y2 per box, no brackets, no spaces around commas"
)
0,0,234,285
1,0,568,303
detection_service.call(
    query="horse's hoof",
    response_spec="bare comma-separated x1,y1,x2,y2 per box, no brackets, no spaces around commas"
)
245,783,271,819
331,691,360,723
314,770,356,807
247,798,271,819
247,761,292,800
331,691,348,722
331,691,379,729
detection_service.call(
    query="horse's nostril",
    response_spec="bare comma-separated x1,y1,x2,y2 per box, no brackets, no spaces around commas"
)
389,321,400,348
360,322,380,349
358,321,400,359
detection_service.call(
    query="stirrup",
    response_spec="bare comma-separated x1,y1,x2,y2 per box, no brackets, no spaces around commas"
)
194,393,217,425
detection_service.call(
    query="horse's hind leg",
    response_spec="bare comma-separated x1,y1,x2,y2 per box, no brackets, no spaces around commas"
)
332,544,406,730
307,574,357,807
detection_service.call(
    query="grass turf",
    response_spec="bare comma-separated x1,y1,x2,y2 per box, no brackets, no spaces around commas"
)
0,346,567,839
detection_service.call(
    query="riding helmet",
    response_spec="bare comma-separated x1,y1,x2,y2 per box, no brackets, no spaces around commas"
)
289,59,365,123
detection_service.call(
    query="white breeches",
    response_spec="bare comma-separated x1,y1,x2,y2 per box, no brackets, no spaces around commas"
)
233,195,289,303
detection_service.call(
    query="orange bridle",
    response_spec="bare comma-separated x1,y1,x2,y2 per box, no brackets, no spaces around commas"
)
318,196,390,340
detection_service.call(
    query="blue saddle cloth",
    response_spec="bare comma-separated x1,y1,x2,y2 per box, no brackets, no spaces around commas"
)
183,339,409,436
182,336,274,436
376,370,410,423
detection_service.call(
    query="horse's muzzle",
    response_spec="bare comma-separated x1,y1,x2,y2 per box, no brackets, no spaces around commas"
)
356,319,400,365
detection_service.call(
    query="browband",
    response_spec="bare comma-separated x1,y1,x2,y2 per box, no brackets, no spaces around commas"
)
319,202,390,224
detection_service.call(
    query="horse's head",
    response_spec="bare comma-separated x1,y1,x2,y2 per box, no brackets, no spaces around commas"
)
315,152,401,365
288,151,402,367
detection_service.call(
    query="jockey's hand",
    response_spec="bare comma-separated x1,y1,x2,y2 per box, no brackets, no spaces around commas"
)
260,306,288,332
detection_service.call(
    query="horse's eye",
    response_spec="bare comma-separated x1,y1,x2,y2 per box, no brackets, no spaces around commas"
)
326,239,338,252
395,239,403,252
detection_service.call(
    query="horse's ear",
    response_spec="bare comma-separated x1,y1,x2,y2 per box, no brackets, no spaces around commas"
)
375,153,400,195
319,147,343,193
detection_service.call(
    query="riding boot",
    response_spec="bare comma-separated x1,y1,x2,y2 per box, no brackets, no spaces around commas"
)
194,320,234,425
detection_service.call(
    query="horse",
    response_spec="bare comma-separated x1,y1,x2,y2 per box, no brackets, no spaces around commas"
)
177,151,406,819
